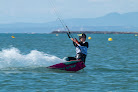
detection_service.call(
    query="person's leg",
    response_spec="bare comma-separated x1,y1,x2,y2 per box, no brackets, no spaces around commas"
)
82,54,87,63
68,57,76,61
82,55,86,63
76,54,86,63
76,54,82,60
64,57,76,61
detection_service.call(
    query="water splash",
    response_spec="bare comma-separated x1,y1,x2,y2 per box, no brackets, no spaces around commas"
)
0,47,65,69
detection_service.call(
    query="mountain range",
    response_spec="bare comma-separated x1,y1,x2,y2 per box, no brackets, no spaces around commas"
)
0,12,138,33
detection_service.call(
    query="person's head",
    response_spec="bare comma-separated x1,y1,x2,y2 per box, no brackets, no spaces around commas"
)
79,33,86,42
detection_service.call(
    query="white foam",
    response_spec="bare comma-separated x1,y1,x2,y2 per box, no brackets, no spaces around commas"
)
0,47,65,69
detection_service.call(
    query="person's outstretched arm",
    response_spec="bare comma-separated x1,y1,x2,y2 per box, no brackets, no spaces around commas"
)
71,38,80,47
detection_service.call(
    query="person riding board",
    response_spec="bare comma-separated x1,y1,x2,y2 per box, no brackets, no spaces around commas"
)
66,33,89,63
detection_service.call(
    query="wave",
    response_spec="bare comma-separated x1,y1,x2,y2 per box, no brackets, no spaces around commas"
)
0,47,65,70
92,67,135,73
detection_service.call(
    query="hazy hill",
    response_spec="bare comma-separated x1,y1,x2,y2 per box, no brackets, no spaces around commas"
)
0,12,138,33
56,12,138,27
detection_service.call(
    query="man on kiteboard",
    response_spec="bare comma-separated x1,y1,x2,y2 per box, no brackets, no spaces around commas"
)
66,33,89,63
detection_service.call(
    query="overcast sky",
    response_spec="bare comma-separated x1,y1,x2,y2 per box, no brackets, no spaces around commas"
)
0,0,138,23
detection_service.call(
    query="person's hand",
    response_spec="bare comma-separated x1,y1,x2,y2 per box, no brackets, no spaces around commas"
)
75,38,79,44
71,38,78,44
71,38,74,41
71,38,79,45
71,38,75,42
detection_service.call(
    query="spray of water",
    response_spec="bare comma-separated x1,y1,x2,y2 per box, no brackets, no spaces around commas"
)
0,47,65,69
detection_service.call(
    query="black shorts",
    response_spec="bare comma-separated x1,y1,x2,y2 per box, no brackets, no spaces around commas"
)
67,53,86,63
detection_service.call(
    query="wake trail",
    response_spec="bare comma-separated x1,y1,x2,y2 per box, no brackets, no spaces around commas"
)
0,47,65,70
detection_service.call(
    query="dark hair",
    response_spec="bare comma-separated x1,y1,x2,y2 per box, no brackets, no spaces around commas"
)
79,33,86,39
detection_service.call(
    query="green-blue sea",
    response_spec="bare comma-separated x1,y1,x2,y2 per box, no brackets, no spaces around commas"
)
0,33,137,92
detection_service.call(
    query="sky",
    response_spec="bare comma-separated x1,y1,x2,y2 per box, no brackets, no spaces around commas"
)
0,0,138,24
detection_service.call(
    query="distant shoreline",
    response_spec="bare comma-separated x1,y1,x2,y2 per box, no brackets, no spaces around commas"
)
51,31,138,34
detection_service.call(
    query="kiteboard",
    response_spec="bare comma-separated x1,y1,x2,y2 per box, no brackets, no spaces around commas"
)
47,59,85,71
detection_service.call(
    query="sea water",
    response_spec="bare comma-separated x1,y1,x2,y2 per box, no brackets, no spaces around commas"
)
0,33,137,92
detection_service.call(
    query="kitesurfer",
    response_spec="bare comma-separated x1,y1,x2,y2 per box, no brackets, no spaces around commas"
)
66,33,89,63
